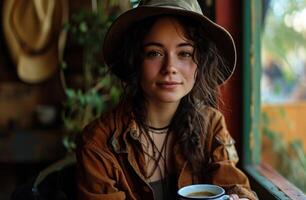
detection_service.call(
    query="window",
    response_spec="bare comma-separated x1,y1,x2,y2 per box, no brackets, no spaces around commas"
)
243,0,306,199
261,0,306,193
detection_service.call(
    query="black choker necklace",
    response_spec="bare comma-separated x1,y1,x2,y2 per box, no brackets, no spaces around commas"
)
148,125,170,131
146,125,170,134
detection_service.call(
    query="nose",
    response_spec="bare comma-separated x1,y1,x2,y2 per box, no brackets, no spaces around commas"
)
161,54,177,75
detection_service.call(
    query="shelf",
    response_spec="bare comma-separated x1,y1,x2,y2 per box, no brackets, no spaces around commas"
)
0,129,66,163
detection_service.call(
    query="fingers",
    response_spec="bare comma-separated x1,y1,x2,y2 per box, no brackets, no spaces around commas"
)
229,194,240,200
229,194,250,200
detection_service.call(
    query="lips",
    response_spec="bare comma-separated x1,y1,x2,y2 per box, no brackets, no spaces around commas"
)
156,81,182,89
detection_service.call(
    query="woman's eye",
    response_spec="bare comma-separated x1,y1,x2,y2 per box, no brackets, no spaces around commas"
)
145,51,162,58
179,51,193,58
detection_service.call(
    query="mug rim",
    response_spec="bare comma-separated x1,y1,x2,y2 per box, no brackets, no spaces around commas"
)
177,184,225,199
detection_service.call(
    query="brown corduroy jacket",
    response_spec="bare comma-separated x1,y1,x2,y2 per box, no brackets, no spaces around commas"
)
76,104,257,200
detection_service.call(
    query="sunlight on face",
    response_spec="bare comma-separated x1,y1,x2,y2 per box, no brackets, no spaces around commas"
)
140,17,197,105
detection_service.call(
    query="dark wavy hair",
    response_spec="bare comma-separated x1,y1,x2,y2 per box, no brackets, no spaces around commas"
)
109,15,229,177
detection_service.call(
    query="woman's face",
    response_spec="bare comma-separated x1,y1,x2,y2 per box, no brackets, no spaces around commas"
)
140,17,197,105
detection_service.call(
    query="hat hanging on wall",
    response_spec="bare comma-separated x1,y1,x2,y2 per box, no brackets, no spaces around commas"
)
2,0,69,83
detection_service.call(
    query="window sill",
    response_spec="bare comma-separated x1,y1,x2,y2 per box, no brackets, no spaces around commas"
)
244,163,305,200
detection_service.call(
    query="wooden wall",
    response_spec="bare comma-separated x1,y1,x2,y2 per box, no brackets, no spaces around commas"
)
215,0,244,156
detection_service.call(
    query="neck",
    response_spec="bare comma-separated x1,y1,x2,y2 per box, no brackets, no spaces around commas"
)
145,101,180,128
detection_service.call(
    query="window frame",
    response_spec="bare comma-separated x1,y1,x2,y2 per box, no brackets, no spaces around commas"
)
242,0,306,199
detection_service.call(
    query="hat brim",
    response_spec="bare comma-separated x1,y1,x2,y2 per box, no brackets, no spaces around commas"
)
103,6,236,85
18,44,59,83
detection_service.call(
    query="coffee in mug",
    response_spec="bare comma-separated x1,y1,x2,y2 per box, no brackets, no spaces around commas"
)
177,184,229,200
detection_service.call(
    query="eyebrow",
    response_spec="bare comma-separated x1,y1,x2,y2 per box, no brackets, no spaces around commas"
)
143,42,194,48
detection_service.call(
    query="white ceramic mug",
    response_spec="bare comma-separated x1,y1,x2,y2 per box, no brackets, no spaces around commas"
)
177,184,230,200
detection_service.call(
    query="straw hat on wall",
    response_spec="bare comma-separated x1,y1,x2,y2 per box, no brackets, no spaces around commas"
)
2,0,68,83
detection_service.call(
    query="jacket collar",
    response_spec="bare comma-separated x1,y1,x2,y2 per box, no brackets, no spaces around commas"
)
107,104,193,187
109,108,141,154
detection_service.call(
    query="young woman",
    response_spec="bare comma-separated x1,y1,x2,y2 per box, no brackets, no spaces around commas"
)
76,1,258,200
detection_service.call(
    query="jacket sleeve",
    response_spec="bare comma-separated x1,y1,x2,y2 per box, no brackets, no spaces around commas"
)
76,125,126,200
208,111,258,200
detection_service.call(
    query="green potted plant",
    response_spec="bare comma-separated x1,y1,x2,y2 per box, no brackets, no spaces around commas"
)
60,0,134,152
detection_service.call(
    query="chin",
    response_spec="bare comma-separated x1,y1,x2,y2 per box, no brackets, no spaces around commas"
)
157,96,183,103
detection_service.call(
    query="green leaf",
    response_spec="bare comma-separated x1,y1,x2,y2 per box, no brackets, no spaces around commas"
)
110,87,121,103
65,89,76,98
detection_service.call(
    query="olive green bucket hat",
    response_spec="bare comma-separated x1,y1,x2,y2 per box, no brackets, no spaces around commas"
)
103,0,236,85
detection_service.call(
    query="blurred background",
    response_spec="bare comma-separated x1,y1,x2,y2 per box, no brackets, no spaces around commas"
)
261,0,306,192
0,0,305,199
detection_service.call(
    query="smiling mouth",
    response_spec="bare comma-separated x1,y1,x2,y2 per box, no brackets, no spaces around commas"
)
156,81,182,89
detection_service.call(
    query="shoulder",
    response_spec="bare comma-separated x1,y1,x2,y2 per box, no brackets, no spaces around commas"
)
200,105,224,125
199,106,230,140
78,103,130,149
201,106,235,147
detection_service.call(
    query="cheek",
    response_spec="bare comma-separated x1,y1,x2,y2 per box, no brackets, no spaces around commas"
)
141,60,161,77
182,63,197,82
140,61,159,89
